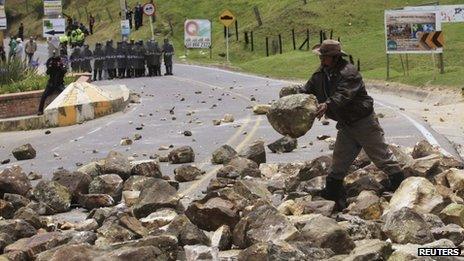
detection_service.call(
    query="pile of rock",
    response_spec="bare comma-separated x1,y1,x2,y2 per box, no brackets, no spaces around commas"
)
0,138,463,260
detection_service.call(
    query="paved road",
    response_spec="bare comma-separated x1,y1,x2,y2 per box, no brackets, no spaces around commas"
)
1,63,461,201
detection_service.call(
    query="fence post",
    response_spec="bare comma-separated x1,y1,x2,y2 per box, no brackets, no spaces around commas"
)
292,29,296,50
306,29,310,50
244,32,249,45
235,20,239,41
278,34,283,54
251,31,254,51
253,6,263,26
224,26,227,39
330,30,333,39
319,30,323,44
265,37,269,56
357,59,361,71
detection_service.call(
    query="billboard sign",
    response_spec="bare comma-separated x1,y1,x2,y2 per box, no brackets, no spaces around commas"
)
0,0,6,30
405,5,464,23
385,10,442,54
44,0,62,16
184,19,211,49
121,19,130,36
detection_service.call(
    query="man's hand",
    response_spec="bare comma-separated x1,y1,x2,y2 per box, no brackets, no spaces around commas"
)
316,103,328,120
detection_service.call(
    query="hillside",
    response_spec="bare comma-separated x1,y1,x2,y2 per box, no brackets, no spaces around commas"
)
4,0,464,88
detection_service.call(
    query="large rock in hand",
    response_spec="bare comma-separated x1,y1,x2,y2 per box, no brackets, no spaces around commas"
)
267,94,318,138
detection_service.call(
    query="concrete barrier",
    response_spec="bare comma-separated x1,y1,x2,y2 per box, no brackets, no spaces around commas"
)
0,80,130,132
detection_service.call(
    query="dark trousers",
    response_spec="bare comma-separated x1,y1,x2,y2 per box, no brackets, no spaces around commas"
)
155,65,161,76
329,113,402,180
118,68,125,78
165,64,173,75
26,53,34,63
89,25,93,35
93,69,102,81
38,83,63,113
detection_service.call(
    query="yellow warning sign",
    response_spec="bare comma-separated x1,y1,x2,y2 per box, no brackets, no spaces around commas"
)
219,10,235,27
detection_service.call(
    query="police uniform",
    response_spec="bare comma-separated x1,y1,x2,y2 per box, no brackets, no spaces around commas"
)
80,45,93,73
162,39,174,75
93,43,104,81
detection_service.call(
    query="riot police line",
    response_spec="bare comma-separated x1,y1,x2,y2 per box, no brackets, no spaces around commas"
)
58,38,175,81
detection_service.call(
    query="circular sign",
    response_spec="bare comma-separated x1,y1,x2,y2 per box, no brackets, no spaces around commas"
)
143,3,156,16
185,21,199,36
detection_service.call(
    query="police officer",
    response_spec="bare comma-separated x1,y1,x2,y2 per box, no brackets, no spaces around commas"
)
116,41,127,78
105,40,117,79
134,40,144,77
145,40,155,77
38,51,67,115
93,43,104,81
70,47,81,72
162,38,174,75
127,39,136,78
80,44,93,73
153,41,162,76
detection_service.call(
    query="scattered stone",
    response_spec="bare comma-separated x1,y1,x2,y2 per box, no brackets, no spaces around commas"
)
52,169,92,203
386,177,444,215
1,159,10,164
345,239,393,261
267,94,318,138
130,160,162,178
213,119,222,126
3,193,30,210
89,174,124,201
139,208,178,230
44,130,51,134
211,145,237,165
174,165,204,182
77,162,102,178
211,225,232,251
296,214,355,254
221,114,235,124
184,245,218,261
133,179,179,218
27,171,42,180
32,181,72,214
0,166,32,197
120,138,133,146
403,154,441,178
321,120,330,125
183,130,192,136
134,134,142,140
0,199,14,219
317,135,331,140
186,197,240,231
78,194,114,210
122,190,140,206
239,140,266,165
101,151,132,180
347,190,384,220
439,203,464,227
75,219,99,232
268,136,297,153
412,140,438,159
168,146,195,164
12,144,36,160
4,231,71,260
13,207,42,229
227,157,261,178
253,104,271,115
431,224,464,245
382,207,434,244
166,215,210,246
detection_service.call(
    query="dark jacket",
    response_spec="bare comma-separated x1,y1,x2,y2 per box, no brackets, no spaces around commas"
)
300,58,373,126
46,56,67,90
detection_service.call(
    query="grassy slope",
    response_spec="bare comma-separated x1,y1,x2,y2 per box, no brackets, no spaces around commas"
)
5,0,464,88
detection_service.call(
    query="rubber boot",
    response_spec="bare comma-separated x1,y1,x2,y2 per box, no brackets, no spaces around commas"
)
320,176,347,211
387,171,405,192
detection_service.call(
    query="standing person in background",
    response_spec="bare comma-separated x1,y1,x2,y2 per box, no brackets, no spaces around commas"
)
0,45,6,62
80,44,93,73
126,8,133,30
137,3,143,27
93,43,104,81
153,41,162,76
18,23,24,41
47,37,60,58
162,38,174,75
134,5,141,30
15,38,24,61
25,36,37,63
127,39,135,78
38,50,67,115
105,40,117,79
70,47,81,72
8,38,17,60
88,14,95,35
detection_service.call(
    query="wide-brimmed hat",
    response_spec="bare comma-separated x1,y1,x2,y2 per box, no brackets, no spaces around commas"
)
312,39,347,56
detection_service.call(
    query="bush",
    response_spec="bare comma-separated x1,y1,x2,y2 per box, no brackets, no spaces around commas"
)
0,59,75,95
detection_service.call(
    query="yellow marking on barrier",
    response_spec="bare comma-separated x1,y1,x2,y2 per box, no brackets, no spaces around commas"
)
93,101,113,118
57,106,77,126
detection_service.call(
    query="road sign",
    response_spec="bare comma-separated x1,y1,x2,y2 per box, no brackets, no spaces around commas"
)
419,31,445,50
219,10,235,27
43,18,66,37
44,0,62,16
405,5,464,23
143,3,155,16
184,19,211,49
121,19,130,37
